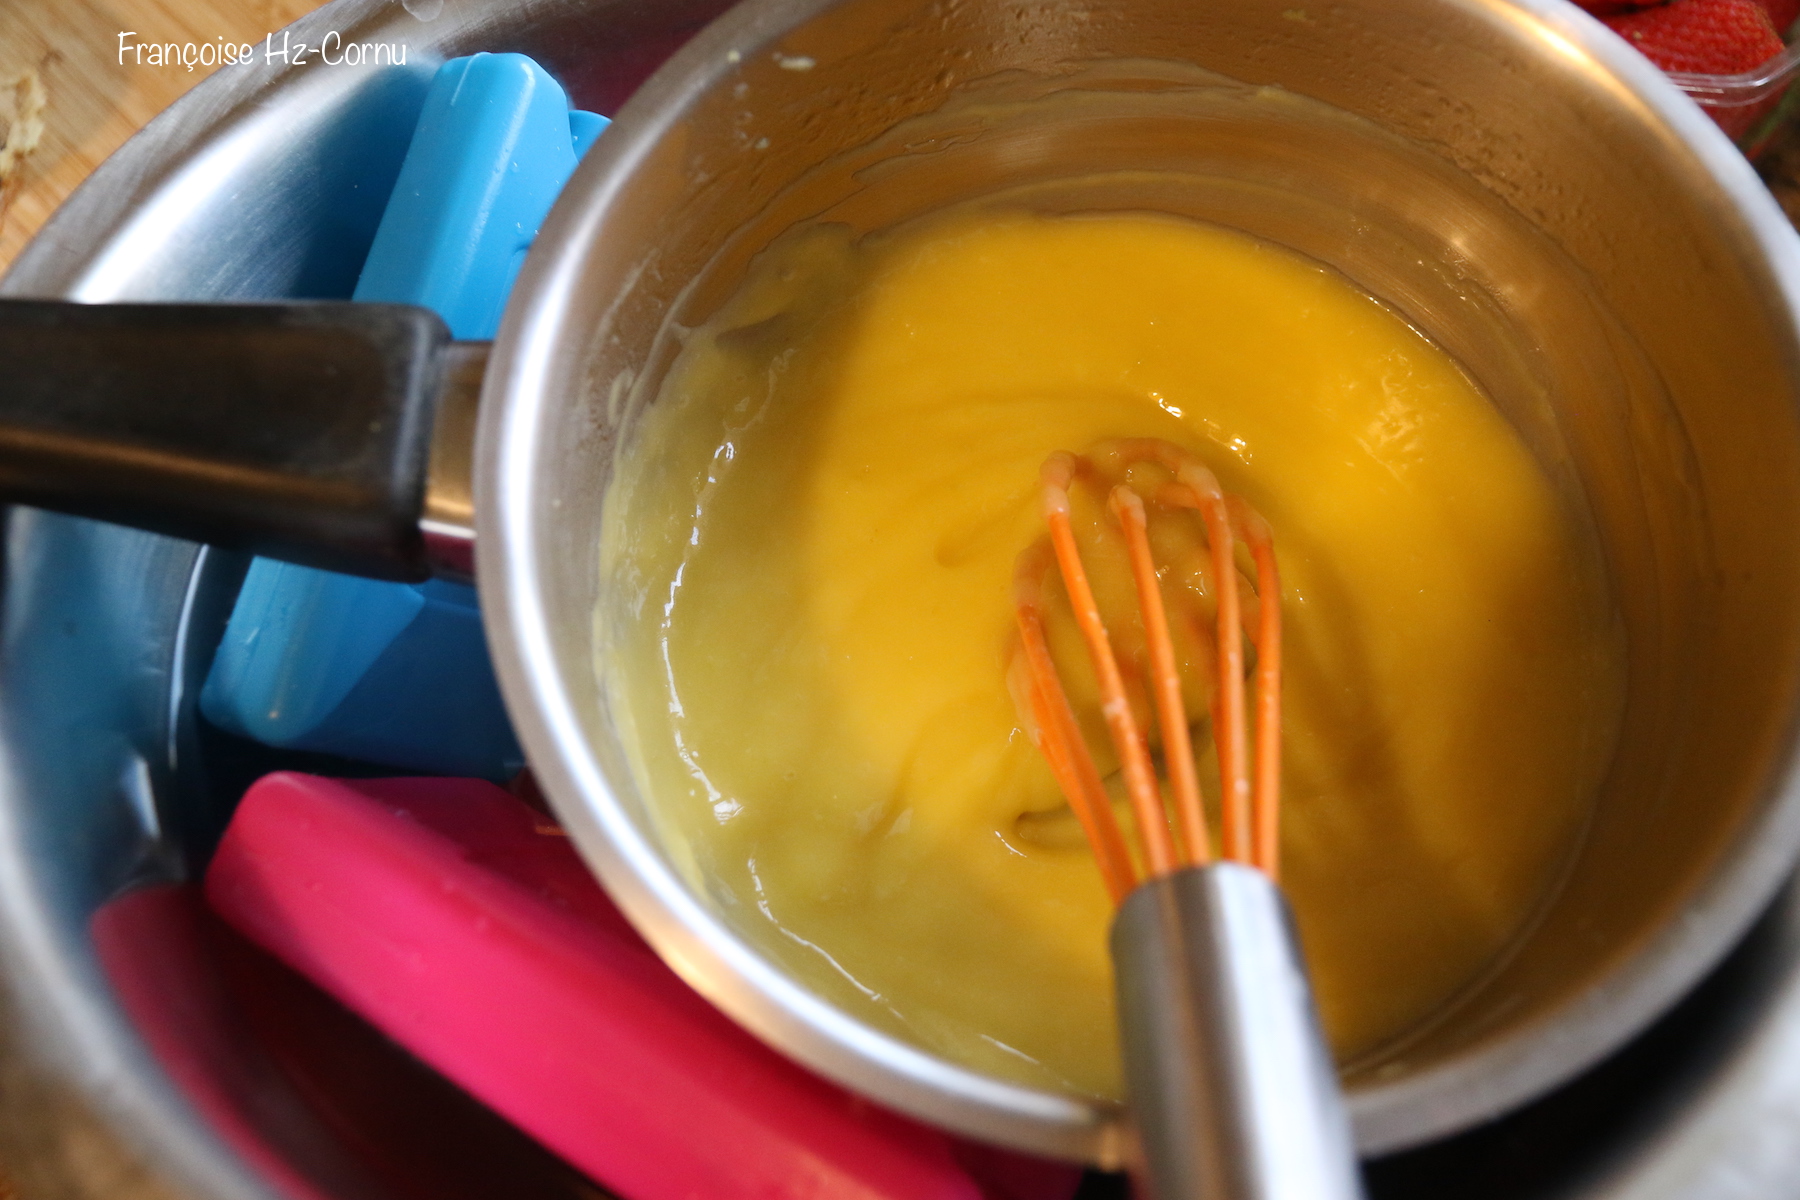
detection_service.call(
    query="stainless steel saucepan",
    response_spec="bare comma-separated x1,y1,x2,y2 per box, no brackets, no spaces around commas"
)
8,0,1800,1176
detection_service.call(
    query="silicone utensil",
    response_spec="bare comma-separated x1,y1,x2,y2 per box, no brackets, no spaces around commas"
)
204,772,1081,1200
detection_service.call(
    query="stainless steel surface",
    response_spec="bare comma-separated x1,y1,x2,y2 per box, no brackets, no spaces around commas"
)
478,0,1800,1164
1112,865,1361,1200
1362,873,1800,1200
0,1,723,1197
6,0,1800,1196
421,339,489,583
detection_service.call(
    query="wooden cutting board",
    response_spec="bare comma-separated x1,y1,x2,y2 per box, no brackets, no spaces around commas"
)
0,0,322,275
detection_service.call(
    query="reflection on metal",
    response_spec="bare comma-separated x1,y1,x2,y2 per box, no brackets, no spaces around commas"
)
1113,865,1362,1200
421,340,488,583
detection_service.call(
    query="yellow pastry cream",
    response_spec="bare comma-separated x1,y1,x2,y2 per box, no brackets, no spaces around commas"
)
601,207,1625,1100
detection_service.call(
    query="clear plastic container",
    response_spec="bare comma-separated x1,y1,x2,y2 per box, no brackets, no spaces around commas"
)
1643,9,1800,153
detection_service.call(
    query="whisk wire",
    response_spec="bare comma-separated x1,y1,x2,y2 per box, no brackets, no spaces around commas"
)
1233,497,1284,878
1040,453,1180,878
1109,485,1211,868
1190,470,1253,866
1013,544,1138,901
1016,439,1283,896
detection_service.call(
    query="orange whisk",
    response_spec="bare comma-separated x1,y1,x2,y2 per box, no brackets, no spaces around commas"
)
1011,438,1284,894
1012,440,1359,1200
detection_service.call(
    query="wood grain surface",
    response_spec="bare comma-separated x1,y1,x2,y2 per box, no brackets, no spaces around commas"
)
0,0,323,273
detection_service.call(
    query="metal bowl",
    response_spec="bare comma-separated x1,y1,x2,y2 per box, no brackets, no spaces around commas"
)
8,0,1800,1194
478,0,1800,1164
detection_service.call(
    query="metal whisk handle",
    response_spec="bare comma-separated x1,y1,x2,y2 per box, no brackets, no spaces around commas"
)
1111,863,1364,1200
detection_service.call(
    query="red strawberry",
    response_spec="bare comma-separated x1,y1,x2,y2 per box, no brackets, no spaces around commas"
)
1603,0,1784,74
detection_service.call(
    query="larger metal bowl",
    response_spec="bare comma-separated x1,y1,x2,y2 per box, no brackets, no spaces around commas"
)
479,0,1800,1164
9,0,1800,1195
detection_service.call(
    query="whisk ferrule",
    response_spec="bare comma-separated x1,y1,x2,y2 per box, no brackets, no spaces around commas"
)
1112,863,1363,1200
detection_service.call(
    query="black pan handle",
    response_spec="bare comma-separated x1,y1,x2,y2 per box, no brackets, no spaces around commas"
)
0,299,465,582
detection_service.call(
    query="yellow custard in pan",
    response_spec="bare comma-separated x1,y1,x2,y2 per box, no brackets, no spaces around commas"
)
602,208,1624,1099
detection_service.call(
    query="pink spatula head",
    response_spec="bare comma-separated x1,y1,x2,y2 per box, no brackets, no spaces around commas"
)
203,772,1078,1200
